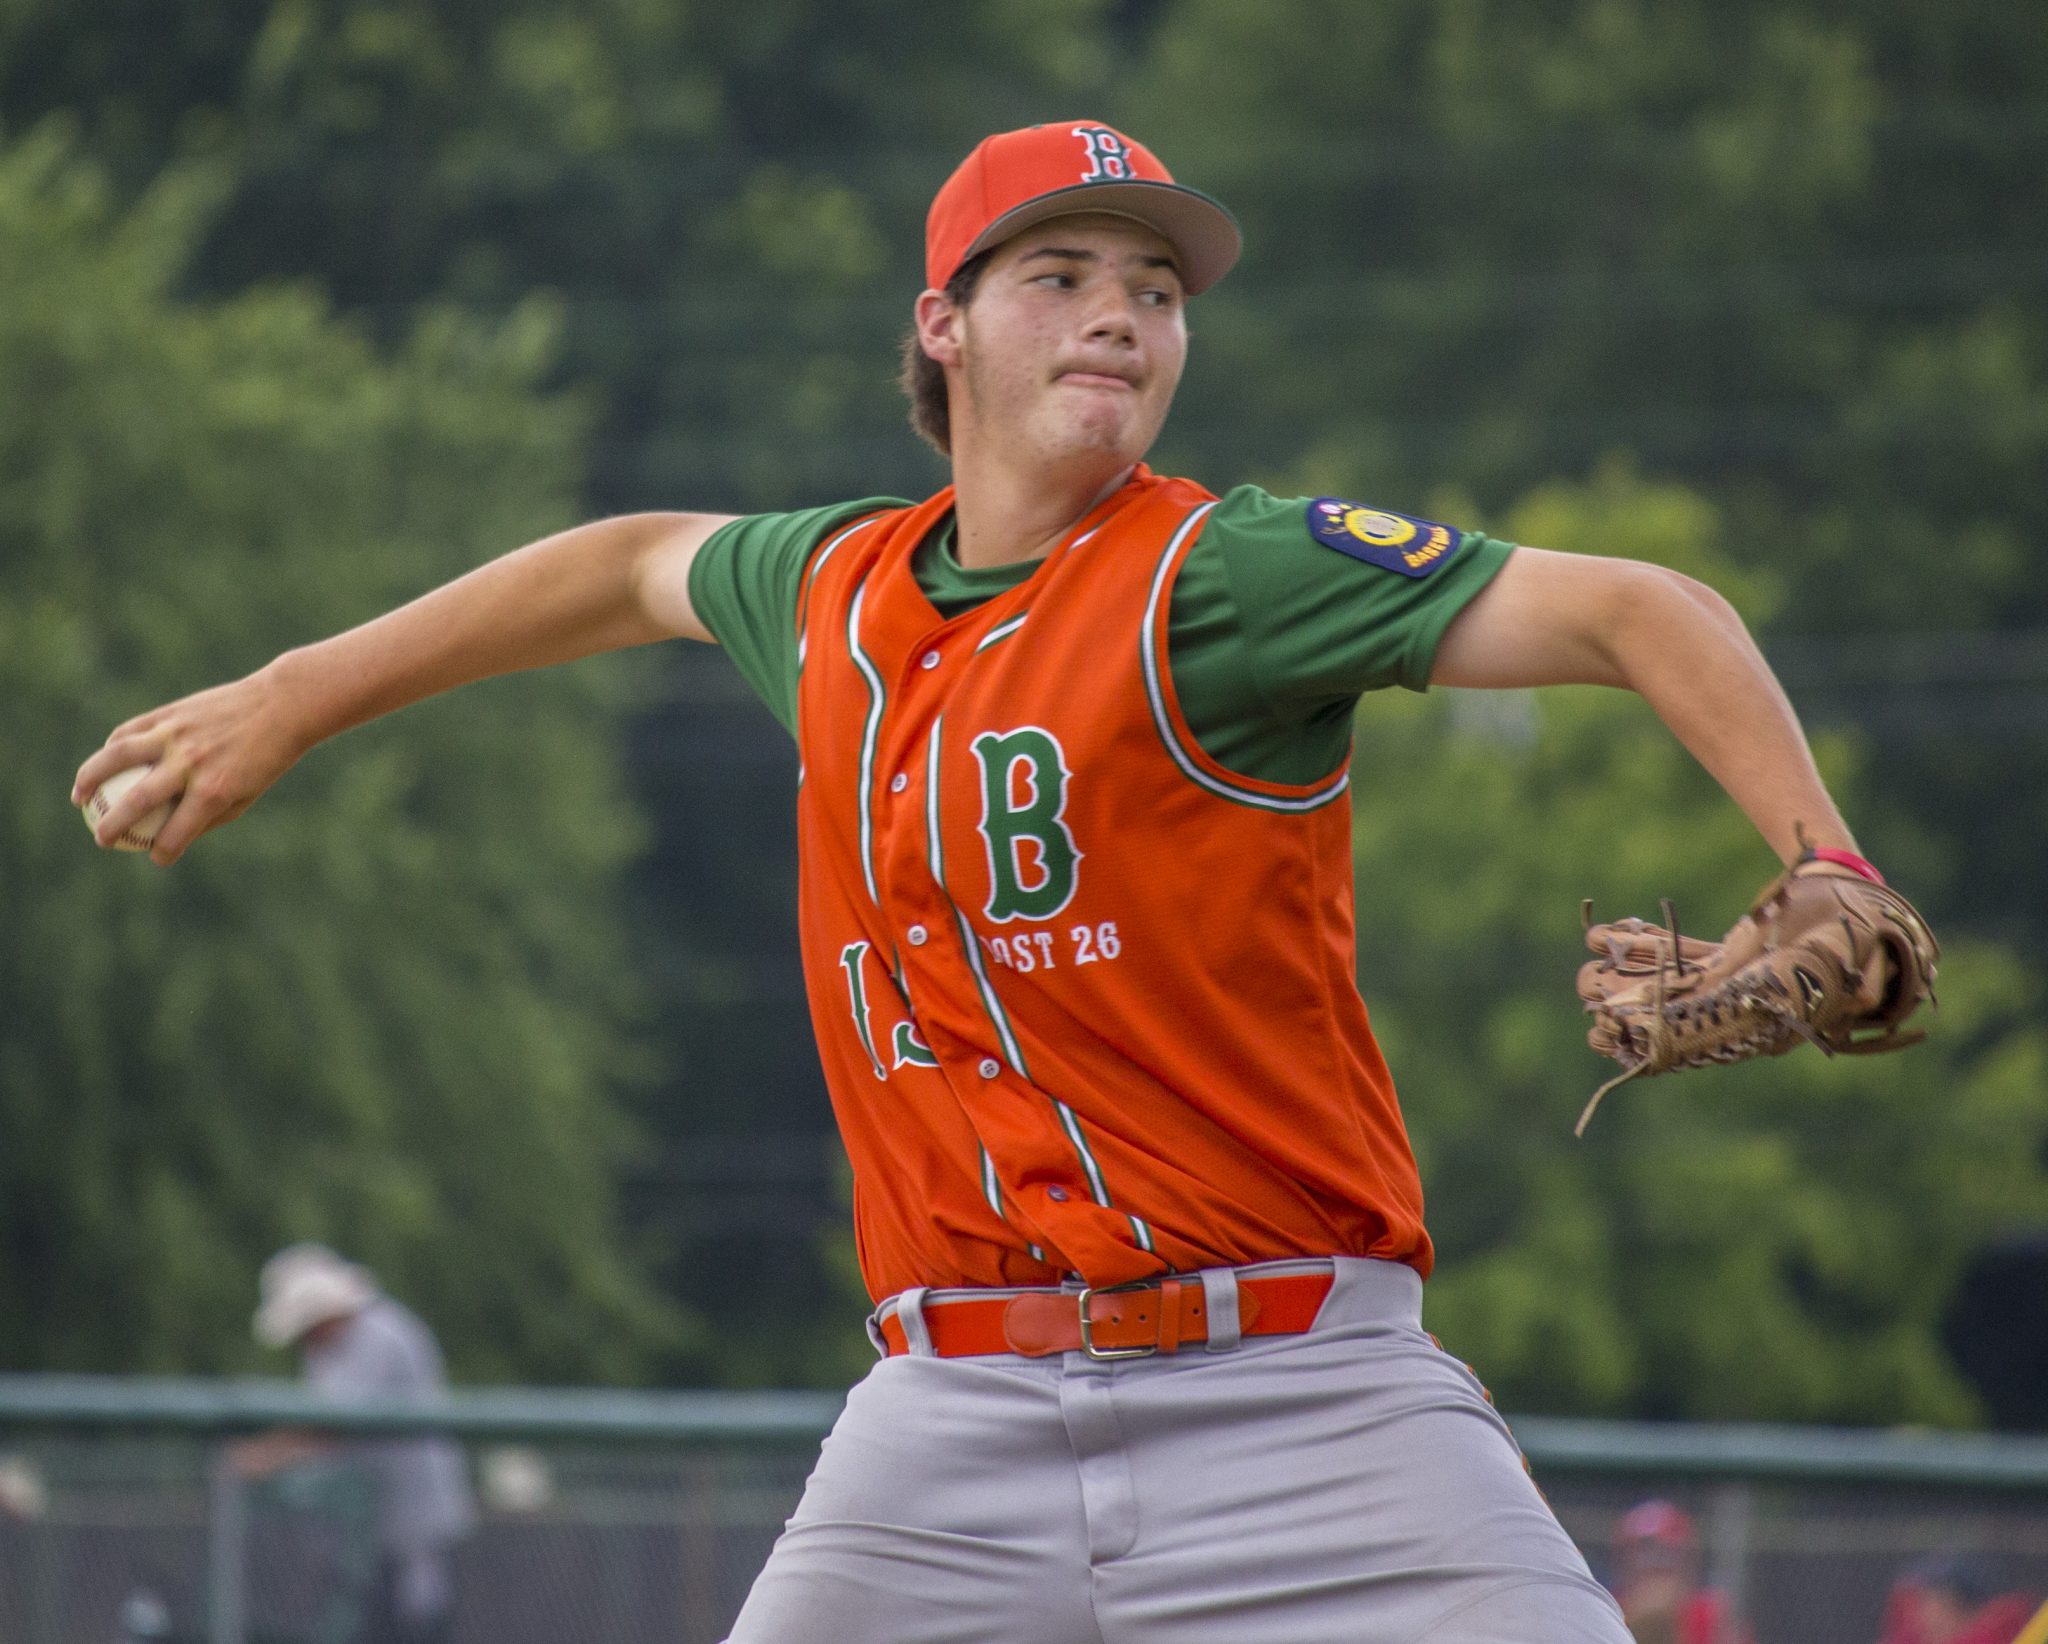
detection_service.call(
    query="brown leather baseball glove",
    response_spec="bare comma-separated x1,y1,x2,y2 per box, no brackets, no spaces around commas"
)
1574,852,1940,1134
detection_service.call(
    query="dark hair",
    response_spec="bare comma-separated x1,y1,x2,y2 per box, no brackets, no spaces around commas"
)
898,250,993,456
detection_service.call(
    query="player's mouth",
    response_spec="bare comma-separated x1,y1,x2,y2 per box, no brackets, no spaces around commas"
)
1056,369,1140,391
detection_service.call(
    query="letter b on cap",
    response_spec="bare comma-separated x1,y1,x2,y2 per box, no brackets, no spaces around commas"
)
1073,125,1136,182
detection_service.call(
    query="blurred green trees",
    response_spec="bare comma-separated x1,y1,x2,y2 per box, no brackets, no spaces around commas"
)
0,132,681,1379
2,0,2043,1415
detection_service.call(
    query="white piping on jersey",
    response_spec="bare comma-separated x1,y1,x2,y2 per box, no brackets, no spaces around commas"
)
977,1145,1001,1217
934,716,1042,1258
1139,501,1351,813
1051,1101,1126,1234
898,848,1048,1264
972,1146,1004,1217
795,516,885,793
847,573,886,907
797,514,885,670
925,714,1153,1254
975,1147,1047,1264
974,613,1028,652
930,717,1030,1077
926,714,946,886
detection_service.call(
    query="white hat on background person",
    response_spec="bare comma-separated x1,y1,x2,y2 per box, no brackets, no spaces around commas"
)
253,1243,377,1348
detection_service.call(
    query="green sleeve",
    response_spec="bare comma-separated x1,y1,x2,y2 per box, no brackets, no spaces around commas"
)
1167,486,1515,784
686,498,903,734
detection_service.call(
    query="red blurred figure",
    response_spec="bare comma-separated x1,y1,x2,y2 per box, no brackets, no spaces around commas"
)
1875,1555,2040,1644
1611,1500,1757,1644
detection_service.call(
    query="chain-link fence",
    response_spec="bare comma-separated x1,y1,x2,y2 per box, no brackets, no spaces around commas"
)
2,1378,2043,1644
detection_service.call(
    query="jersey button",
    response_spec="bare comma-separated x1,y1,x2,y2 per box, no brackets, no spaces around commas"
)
978,1058,1001,1079
889,772,909,793
907,925,929,947
920,650,942,669
1047,1185,1070,1202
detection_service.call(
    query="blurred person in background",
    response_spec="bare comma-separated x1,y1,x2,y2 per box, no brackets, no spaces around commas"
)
1610,1499,1755,1644
1875,1554,2041,1644
231,1244,475,1644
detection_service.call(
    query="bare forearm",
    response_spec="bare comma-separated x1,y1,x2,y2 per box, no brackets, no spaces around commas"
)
266,512,703,749
1607,570,1854,865
77,509,725,862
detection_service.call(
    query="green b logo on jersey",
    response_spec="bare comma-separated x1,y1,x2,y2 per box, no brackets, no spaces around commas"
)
971,727,1082,922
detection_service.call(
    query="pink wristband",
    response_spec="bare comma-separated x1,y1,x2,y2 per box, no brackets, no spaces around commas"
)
1808,847,1885,886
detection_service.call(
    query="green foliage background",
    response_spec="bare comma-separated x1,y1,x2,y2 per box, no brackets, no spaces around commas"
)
2,0,2042,1416
0,133,682,1380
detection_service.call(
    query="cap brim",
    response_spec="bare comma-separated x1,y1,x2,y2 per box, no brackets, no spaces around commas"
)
960,180,1241,296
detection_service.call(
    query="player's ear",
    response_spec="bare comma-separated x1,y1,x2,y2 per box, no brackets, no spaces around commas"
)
914,288,965,369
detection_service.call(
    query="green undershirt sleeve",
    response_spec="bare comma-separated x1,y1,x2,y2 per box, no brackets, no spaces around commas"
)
686,498,904,734
1166,486,1516,785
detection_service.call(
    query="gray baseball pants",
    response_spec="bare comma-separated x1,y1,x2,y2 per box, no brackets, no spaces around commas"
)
724,1256,1630,1643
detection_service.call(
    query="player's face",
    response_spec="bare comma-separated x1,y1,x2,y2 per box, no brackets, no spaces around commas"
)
949,214,1188,472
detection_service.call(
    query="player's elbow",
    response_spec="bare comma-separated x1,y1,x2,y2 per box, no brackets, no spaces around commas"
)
1600,562,1754,687
1635,565,1751,649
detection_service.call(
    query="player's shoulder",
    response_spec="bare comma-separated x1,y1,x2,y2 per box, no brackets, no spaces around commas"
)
690,495,908,628
705,495,909,567
1201,485,1473,580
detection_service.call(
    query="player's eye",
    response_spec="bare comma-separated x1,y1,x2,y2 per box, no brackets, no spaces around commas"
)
1032,270,1077,289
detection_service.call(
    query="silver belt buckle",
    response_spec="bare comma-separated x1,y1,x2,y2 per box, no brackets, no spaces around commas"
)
1076,1279,1160,1360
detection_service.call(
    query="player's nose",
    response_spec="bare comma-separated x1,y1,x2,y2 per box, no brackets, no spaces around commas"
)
1080,286,1140,346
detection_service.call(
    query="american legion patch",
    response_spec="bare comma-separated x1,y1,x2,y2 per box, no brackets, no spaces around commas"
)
1306,499,1462,577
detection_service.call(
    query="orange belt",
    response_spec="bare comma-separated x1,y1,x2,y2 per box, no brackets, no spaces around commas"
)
877,1271,1335,1361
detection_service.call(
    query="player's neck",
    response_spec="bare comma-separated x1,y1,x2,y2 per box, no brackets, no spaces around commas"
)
947,446,1136,571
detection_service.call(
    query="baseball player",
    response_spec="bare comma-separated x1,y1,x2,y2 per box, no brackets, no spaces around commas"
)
78,122,1933,1642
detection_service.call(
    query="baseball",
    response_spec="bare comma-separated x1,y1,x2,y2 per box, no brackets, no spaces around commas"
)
81,764,174,853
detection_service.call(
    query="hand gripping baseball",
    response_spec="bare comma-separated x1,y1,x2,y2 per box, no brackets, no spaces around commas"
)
73,668,313,865
1573,850,1940,1135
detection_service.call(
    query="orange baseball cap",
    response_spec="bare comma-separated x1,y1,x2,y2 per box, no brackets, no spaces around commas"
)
925,122,1241,295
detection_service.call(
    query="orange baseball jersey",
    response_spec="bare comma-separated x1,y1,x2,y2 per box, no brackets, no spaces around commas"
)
794,465,1431,1299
